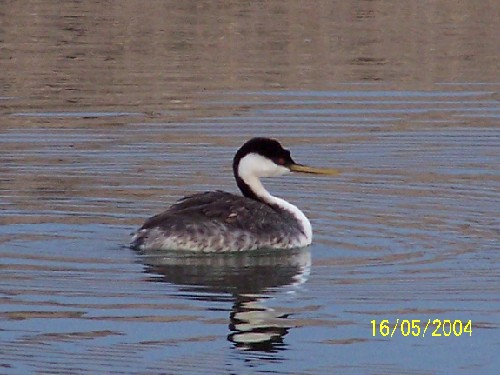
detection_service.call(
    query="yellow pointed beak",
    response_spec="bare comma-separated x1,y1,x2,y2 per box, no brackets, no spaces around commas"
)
288,163,340,176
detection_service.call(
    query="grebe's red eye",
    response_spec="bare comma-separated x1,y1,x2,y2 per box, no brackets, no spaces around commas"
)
277,157,285,165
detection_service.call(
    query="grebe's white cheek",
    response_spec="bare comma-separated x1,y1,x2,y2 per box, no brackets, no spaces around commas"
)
265,163,289,177
238,153,285,178
276,165,290,176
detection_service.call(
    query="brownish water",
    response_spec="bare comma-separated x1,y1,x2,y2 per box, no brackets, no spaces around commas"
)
1,1,499,374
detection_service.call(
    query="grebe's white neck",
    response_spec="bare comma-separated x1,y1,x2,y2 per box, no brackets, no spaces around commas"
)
237,153,313,242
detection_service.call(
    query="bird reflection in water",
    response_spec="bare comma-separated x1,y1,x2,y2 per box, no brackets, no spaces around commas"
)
137,249,311,352
228,294,292,352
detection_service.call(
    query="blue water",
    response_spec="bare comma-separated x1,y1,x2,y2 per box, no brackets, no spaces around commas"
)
1,1,498,373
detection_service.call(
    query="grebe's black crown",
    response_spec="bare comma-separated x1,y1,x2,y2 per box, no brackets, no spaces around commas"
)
233,137,295,172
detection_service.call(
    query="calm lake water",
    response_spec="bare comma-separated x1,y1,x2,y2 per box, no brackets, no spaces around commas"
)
1,1,499,374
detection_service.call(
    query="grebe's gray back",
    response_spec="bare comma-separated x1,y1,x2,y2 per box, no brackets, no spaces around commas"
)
131,137,338,252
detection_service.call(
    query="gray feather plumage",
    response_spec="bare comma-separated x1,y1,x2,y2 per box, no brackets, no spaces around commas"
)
131,191,305,252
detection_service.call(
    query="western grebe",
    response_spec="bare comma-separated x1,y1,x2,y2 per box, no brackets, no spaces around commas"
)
131,137,338,252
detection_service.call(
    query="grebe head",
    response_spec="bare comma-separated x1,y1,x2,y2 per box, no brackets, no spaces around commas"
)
233,137,339,200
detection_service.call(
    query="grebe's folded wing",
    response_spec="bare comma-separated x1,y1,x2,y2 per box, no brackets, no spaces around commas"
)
138,190,296,235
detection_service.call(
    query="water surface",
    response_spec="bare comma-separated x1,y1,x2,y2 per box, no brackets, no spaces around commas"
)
1,1,499,374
